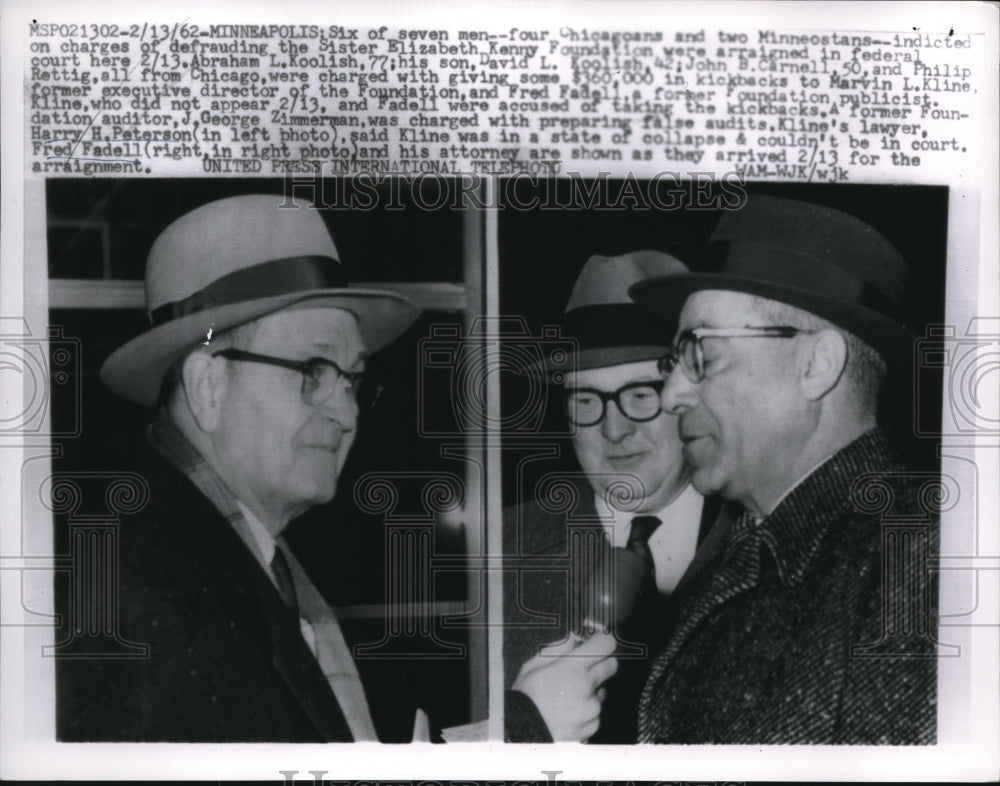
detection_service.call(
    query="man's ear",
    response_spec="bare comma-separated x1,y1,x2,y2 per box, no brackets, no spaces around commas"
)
181,350,228,432
800,329,847,401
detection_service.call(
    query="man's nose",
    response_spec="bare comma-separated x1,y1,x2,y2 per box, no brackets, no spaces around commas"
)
601,398,635,442
661,366,697,415
318,384,359,430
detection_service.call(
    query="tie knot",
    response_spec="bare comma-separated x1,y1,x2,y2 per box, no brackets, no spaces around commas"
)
628,515,661,548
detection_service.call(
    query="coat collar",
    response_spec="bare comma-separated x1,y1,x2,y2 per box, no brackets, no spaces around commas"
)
135,421,353,741
522,475,718,557
757,428,899,586
638,428,903,740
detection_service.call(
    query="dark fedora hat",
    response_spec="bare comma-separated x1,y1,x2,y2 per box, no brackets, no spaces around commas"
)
527,250,689,376
629,195,913,359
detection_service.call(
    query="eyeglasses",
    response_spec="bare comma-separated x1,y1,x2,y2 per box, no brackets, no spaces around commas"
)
657,326,812,383
212,349,365,407
563,380,666,427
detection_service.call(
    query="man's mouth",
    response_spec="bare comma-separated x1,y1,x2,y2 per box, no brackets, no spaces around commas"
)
680,433,713,461
679,419,709,446
306,443,341,454
606,451,645,464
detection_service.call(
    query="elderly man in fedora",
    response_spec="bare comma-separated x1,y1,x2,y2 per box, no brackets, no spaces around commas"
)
57,194,420,742
504,251,721,743
629,195,938,744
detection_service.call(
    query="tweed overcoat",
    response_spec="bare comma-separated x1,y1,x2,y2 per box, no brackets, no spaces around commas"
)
56,437,355,742
637,429,938,744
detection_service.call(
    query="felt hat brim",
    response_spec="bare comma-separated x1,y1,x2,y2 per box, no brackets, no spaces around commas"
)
100,288,419,406
629,272,914,362
523,343,674,380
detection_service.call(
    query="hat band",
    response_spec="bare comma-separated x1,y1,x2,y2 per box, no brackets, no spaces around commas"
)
150,255,346,327
712,241,904,321
560,303,675,354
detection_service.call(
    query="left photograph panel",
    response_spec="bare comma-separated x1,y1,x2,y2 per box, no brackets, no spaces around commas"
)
38,178,488,742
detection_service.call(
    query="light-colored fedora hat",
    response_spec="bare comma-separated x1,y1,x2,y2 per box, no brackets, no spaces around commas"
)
100,194,421,405
527,250,689,376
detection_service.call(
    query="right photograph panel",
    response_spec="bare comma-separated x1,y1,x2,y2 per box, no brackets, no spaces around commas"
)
499,180,948,745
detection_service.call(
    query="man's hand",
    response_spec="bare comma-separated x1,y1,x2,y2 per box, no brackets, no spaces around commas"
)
510,632,618,742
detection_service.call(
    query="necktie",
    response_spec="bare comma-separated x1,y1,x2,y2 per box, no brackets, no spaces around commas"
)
580,516,663,634
626,515,662,579
586,515,663,744
602,515,661,629
270,545,300,616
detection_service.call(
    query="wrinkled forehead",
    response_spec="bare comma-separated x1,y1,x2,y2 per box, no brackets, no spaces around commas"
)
250,306,365,361
678,289,760,329
564,359,660,390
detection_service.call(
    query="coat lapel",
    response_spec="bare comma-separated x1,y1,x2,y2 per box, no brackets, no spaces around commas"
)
281,542,379,741
637,429,910,742
141,444,353,741
639,517,766,733
696,495,726,547
267,606,354,741
673,497,734,597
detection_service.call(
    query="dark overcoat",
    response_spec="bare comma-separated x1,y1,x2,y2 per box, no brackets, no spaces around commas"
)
56,439,354,742
638,429,939,744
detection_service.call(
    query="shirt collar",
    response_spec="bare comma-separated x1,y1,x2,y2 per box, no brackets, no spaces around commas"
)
594,481,700,535
238,501,276,565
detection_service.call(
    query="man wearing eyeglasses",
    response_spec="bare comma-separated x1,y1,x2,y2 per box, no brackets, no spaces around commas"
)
629,195,938,744
505,251,721,743
57,194,420,742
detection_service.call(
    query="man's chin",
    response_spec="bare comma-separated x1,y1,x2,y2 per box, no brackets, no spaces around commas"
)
592,475,649,510
689,466,723,498
295,477,339,509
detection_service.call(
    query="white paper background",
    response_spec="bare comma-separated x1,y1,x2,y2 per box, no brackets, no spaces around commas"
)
2,0,998,781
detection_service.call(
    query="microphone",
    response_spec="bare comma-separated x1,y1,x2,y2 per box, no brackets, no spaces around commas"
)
578,547,648,636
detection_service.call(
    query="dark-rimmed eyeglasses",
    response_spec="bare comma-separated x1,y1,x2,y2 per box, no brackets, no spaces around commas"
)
563,380,666,427
212,349,365,407
657,326,813,383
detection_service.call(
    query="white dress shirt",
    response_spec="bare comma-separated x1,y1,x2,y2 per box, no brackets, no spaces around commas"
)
235,501,378,741
593,483,705,594
236,502,320,652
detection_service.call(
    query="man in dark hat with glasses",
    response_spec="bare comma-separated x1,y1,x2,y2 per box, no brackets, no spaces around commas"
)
505,251,721,743
58,194,421,742
630,195,938,744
